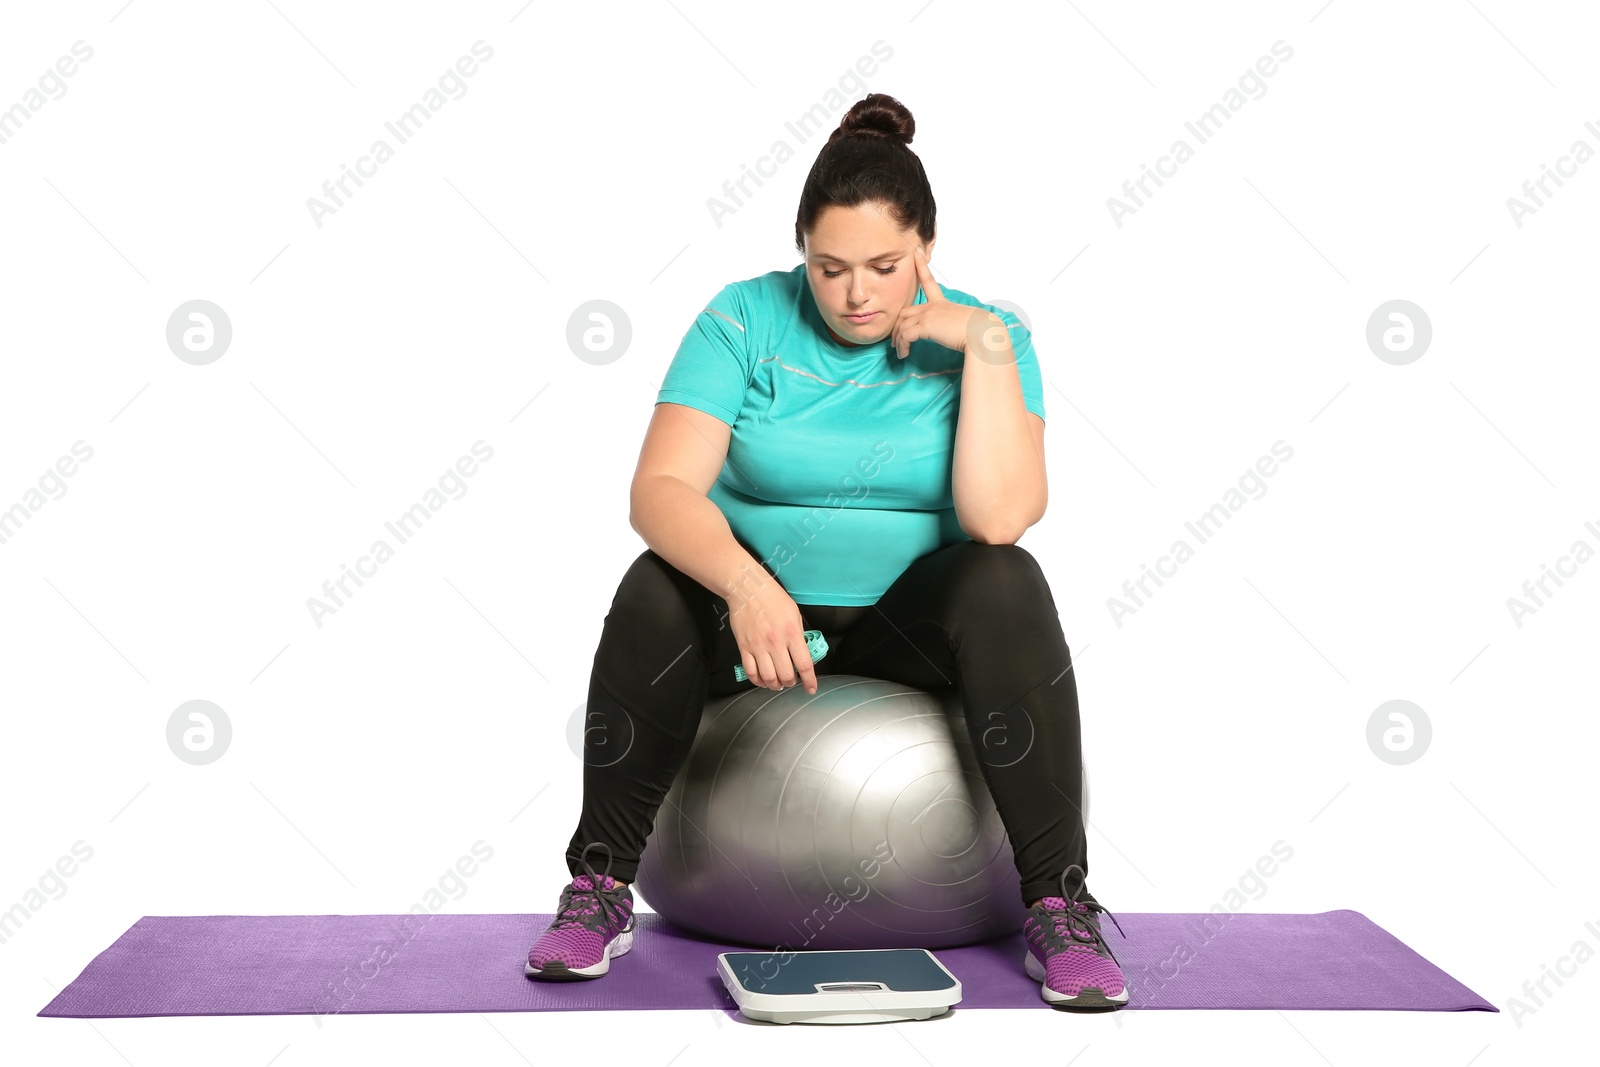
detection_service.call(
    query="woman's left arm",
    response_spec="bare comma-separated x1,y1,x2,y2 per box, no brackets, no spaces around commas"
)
893,247,1046,545
951,336,1047,544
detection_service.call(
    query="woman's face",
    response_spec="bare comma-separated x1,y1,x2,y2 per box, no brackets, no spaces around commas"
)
803,202,933,348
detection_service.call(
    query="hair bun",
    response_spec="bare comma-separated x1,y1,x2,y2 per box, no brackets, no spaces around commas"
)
833,93,915,146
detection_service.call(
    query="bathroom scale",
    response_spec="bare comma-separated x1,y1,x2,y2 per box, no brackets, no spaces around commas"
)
716,947,961,1024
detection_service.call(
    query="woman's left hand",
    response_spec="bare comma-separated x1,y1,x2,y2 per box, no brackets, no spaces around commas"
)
891,246,1004,360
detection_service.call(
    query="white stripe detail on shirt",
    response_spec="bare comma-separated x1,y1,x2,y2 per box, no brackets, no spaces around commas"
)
703,307,745,332
756,354,961,388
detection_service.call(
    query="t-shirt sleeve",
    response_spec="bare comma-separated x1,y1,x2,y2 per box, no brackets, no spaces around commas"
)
656,283,753,427
990,305,1046,423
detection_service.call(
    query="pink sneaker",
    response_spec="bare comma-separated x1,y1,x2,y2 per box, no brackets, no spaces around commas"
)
525,844,636,980
1022,864,1129,1008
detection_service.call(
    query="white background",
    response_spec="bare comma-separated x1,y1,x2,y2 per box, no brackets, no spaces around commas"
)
2,0,1596,1063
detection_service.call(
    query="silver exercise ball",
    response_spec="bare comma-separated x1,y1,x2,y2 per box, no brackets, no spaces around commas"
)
633,674,1086,950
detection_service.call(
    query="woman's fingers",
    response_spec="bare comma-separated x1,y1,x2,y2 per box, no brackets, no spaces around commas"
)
742,625,816,692
756,650,778,689
790,634,818,694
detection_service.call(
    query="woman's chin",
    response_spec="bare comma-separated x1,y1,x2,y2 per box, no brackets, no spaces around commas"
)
835,318,891,344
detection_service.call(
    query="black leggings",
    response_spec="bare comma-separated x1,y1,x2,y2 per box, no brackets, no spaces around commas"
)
566,539,1095,909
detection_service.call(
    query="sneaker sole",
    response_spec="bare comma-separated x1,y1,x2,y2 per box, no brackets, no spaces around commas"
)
1023,948,1130,1008
525,928,633,980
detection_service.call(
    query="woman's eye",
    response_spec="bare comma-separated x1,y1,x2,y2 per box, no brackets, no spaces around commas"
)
822,266,898,278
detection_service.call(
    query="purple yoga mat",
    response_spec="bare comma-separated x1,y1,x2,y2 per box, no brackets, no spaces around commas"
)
39,909,1493,1018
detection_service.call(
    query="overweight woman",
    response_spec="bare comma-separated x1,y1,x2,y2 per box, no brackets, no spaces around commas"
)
525,92,1128,1009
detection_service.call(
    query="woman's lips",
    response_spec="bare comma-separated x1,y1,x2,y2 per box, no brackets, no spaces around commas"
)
844,312,879,323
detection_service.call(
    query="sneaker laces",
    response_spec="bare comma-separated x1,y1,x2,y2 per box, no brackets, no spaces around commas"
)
1038,863,1126,968
550,842,636,936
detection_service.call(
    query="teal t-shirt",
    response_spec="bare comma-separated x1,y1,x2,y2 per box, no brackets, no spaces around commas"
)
656,263,1046,606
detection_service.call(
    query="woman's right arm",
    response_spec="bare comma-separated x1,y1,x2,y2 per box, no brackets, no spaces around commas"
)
629,403,760,604
629,403,818,693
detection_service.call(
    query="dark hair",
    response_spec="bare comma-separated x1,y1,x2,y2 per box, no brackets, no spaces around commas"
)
793,93,936,256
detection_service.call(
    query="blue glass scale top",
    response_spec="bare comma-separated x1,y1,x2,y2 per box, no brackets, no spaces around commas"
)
721,949,957,996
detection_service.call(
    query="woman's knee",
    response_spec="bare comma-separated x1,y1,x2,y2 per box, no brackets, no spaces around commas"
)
606,549,714,640
605,550,679,626
948,541,1053,609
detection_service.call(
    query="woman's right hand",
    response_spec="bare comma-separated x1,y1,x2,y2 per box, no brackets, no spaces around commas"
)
727,580,818,695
